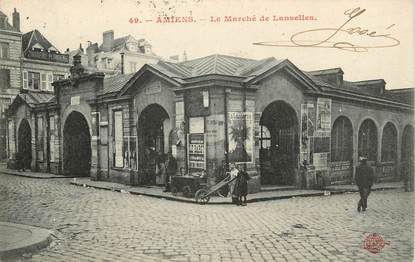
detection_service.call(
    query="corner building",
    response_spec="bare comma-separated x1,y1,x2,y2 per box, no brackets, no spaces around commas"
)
6,54,414,191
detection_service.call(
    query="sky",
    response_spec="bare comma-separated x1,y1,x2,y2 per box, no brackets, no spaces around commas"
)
1,0,414,89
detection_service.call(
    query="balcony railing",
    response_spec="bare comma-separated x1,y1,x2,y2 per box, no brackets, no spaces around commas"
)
25,50,69,64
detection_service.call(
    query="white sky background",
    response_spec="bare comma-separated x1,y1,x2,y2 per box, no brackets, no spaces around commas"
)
1,0,414,89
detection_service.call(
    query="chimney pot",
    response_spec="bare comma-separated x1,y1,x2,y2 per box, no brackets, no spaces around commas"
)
102,30,114,52
12,8,20,31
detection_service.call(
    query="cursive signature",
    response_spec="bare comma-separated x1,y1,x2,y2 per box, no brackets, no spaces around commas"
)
253,7,400,52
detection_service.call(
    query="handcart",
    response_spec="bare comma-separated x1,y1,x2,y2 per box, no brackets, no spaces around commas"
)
170,175,207,198
194,174,237,204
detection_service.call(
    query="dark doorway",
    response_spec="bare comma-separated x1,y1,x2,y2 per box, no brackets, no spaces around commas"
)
259,101,299,185
63,111,91,176
18,119,32,170
138,104,170,185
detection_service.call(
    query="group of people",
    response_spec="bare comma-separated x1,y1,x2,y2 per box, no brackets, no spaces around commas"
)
144,147,177,191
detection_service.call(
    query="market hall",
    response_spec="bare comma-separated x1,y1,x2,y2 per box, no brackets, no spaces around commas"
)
5,54,414,192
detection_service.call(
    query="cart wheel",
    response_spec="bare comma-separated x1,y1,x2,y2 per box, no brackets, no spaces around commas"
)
182,185,192,198
195,189,210,204
171,186,178,196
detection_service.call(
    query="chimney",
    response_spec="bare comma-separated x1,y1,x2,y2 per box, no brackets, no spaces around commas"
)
12,8,20,31
102,30,114,51
120,52,124,75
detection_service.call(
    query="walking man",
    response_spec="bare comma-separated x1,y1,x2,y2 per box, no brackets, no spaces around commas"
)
355,157,375,212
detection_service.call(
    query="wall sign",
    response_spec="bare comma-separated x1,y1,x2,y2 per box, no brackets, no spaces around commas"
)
187,133,206,171
70,96,80,105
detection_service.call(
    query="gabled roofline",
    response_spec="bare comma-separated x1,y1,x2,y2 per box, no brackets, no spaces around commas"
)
245,59,320,92
117,64,182,97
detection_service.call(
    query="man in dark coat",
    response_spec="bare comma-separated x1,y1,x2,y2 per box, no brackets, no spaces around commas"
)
355,157,375,212
164,152,177,192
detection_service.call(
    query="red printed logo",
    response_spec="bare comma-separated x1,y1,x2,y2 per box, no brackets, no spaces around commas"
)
363,233,388,254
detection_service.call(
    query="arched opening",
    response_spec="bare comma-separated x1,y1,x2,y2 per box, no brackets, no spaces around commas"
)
358,119,377,161
381,122,397,162
138,104,170,185
63,111,91,176
330,116,353,183
401,125,414,163
331,116,353,162
17,119,32,170
259,101,299,185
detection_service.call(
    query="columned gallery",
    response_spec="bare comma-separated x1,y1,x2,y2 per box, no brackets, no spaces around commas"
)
6,54,414,191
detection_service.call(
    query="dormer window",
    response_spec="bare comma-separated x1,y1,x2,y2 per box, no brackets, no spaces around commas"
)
32,43,44,52
127,42,137,52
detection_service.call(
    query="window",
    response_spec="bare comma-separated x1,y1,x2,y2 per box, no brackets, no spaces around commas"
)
113,110,124,168
41,73,47,90
53,74,65,81
0,69,10,90
260,125,271,149
129,62,137,73
0,42,9,59
28,72,40,90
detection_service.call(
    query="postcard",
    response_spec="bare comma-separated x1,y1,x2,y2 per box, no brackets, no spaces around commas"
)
0,0,413,261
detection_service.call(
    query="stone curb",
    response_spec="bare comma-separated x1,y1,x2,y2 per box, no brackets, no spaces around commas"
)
69,181,405,205
0,170,78,179
0,222,52,260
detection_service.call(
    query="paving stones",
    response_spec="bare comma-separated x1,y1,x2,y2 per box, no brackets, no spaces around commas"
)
0,174,413,261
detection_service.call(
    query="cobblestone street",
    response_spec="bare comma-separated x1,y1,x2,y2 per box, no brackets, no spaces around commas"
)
0,174,413,262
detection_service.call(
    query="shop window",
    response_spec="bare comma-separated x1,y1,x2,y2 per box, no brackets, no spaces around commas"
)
0,42,9,59
381,122,397,162
0,69,10,90
331,116,353,161
113,110,124,168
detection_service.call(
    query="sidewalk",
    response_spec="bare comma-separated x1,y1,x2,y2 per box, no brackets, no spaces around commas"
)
0,222,52,260
0,166,78,179
0,166,405,204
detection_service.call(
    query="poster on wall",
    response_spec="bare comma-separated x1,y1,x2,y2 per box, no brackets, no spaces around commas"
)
227,112,253,163
316,98,331,136
300,104,308,164
187,133,206,171
313,152,329,171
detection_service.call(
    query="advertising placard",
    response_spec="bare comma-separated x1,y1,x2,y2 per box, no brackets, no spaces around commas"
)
227,112,253,163
187,133,206,171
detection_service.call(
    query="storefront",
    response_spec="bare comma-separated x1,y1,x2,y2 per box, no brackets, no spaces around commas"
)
6,55,414,191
